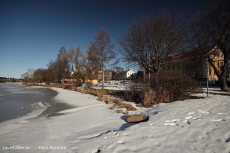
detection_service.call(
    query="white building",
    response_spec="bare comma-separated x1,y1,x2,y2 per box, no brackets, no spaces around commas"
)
121,69,135,79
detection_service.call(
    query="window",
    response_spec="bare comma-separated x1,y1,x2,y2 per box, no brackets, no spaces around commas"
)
177,64,180,69
172,65,175,69
189,71,195,77
197,70,202,76
183,71,187,75
183,64,186,69
167,65,170,70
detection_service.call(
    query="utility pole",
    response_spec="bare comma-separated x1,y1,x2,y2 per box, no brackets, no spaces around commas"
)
206,58,209,97
149,52,150,85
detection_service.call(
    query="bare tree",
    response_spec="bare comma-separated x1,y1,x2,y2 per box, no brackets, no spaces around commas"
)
190,0,230,91
33,68,47,83
88,27,115,90
118,10,187,82
21,72,29,83
46,48,70,84
21,68,35,83
67,46,95,83
56,47,70,84
27,68,35,80
46,60,57,83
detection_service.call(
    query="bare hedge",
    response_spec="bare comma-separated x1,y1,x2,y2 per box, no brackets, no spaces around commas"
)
124,71,201,107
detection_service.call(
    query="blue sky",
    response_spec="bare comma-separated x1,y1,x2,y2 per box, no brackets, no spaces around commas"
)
0,0,209,78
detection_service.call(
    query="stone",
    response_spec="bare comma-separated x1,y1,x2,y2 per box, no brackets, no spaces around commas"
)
116,110,123,113
123,111,129,115
136,103,143,107
125,114,149,123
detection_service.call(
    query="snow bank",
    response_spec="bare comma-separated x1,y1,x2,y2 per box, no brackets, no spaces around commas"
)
0,88,230,153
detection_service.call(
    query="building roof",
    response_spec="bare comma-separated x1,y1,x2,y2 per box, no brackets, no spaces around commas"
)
168,46,216,61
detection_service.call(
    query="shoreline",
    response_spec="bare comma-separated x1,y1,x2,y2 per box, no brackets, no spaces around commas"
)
19,86,77,120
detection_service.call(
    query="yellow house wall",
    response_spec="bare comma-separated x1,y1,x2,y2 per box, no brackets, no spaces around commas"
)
159,59,204,78
79,79,98,84
159,48,224,81
159,57,223,80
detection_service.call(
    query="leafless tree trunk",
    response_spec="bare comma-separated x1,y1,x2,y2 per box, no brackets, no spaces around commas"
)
189,0,230,91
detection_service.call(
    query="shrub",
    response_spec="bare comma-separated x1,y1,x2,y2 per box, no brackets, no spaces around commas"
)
157,71,201,101
125,71,201,107
123,83,146,104
63,85,72,89
84,82,93,89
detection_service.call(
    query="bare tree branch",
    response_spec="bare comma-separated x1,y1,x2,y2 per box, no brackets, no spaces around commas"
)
118,10,187,76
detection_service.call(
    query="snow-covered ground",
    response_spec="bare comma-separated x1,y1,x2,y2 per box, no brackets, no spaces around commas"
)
0,87,230,153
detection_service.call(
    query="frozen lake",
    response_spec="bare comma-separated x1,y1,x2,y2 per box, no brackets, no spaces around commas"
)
0,83,72,122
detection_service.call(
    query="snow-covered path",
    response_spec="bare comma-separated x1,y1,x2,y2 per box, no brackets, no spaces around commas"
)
0,88,230,153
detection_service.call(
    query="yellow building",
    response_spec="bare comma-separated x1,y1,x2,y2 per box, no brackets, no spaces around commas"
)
79,79,98,84
159,46,224,81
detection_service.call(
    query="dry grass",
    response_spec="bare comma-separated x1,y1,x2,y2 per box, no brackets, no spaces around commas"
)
98,95,123,104
123,111,129,115
143,89,170,107
63,85,72,89
76,88,122,97
26,84,64,88
115,102,137,111
109,102,137,112
116,110,124,113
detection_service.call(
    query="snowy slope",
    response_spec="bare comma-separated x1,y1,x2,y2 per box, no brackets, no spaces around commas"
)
0,88,230,153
